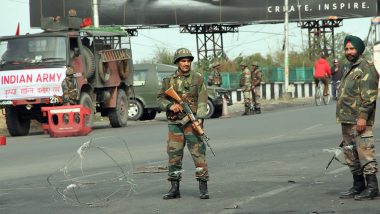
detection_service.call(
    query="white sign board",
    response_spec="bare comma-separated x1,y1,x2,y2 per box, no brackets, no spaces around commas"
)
0,68,66,100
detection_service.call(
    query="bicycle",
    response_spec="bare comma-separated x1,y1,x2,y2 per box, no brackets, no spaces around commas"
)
315,79,331,106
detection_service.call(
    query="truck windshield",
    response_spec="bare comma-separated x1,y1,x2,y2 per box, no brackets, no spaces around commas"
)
0,36,67,65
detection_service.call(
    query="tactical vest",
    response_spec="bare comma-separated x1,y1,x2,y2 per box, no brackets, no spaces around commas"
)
251,69,262,86
164,71,202,120
240,68,252,89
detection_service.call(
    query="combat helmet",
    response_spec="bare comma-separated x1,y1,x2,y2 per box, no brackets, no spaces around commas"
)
173,48,194,64
251,61,259,66
211,62,221,68
240,62,247,67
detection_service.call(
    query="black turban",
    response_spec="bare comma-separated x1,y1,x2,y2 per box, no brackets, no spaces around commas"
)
344,35,365,55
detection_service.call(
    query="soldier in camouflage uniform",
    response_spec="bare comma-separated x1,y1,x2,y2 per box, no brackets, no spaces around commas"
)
157,48,210,200
250,62,262,114
337,35,379,200
61,67,78,105
208,62,222,87
239,63,253,115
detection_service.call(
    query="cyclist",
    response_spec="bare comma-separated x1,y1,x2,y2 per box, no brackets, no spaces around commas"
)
313,53,332,96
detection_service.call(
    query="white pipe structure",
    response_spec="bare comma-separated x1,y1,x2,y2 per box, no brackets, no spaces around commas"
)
92,0,100,27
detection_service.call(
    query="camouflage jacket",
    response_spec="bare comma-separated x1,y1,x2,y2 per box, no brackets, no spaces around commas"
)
336,57,379,125
240,67,252,91
251,68,262,87
157,70,208,123
208,70,222,87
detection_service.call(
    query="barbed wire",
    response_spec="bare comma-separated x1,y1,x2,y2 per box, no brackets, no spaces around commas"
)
47,136,136,207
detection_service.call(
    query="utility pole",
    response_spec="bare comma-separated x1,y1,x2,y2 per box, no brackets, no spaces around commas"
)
92,0,100,27
284,0,290,98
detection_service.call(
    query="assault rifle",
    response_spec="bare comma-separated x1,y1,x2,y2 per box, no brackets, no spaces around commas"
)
165,86,216,156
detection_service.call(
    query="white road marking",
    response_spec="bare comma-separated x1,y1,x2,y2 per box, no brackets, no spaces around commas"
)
305,124,323,130
264,135,285,141
219,184,299,214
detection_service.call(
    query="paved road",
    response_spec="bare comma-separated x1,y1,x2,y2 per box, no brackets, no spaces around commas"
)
1,100,380,214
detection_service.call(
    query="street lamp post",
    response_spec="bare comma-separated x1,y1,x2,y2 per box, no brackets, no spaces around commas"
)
284,0,291,99
93,0,100,27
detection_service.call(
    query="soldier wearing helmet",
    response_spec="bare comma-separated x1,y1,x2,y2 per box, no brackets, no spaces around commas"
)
208,62,222,87
250,62,262,114
157,48,210,200
239,63,254,115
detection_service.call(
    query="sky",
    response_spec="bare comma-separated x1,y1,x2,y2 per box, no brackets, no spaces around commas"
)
0,0,375,63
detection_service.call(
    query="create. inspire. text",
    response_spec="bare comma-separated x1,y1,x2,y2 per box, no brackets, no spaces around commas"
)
267,1,371,13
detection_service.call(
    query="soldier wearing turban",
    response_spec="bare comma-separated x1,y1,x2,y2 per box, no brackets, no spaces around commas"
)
337,35,379,200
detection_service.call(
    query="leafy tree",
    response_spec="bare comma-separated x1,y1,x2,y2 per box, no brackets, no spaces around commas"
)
153,47,174,65
333,31,349,63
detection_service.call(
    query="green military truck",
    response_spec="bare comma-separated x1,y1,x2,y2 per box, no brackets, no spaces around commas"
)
0,16,133,136
128,63,232,121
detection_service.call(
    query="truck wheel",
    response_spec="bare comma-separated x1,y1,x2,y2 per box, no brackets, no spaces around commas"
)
128,100,143,121
211,106,223,118
140,110,157,121
118,60,129,80
5,107,30,136
79,92,94,127
109,89,128,127
98,60,110,82
205,99,214,119
82,46,95,79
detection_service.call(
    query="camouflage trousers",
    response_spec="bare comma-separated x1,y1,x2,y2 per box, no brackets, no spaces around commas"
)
166,123,209,182
341,124,378,175
243,90,252,108
252,86,260,108
61,75,78,105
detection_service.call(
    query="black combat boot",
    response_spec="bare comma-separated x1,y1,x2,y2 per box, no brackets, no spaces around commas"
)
242,106,250,116
339,174,365,198
248,107,255,115
354,174,379,200
163,180,180,200
254,107,261,114
199,180,210,199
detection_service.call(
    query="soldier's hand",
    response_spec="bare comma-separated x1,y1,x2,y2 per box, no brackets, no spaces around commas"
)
169,103,182,113
197,119,204,127
192,119,204,133
356,118,367,133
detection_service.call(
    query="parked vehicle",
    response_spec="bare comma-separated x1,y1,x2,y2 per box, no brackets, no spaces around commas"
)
128,63,232,121
0,16,133,136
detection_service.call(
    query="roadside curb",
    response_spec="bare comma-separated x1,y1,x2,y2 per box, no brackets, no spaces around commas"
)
227,97,316,115
0,97,318,136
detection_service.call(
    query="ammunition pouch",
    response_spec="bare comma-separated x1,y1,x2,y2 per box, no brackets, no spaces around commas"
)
253,79,260,87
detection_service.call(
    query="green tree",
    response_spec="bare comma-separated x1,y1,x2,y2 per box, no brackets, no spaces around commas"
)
153,47,174,65
333,31,349,63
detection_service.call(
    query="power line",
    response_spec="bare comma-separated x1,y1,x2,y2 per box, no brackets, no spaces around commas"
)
6,0,28,4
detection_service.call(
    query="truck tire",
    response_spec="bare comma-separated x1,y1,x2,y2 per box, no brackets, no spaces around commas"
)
128,100,143,121
109,89,128,127
82,46,95,79
211,106,223,118
205,99,214,119
118,60,129,80
140,110,157,121
98,60,110,82
5,107,30,136
79,92,94,127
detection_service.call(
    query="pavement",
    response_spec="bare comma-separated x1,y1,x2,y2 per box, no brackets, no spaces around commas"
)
153,97,318,120
226,97,316,116
0,97,318,135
